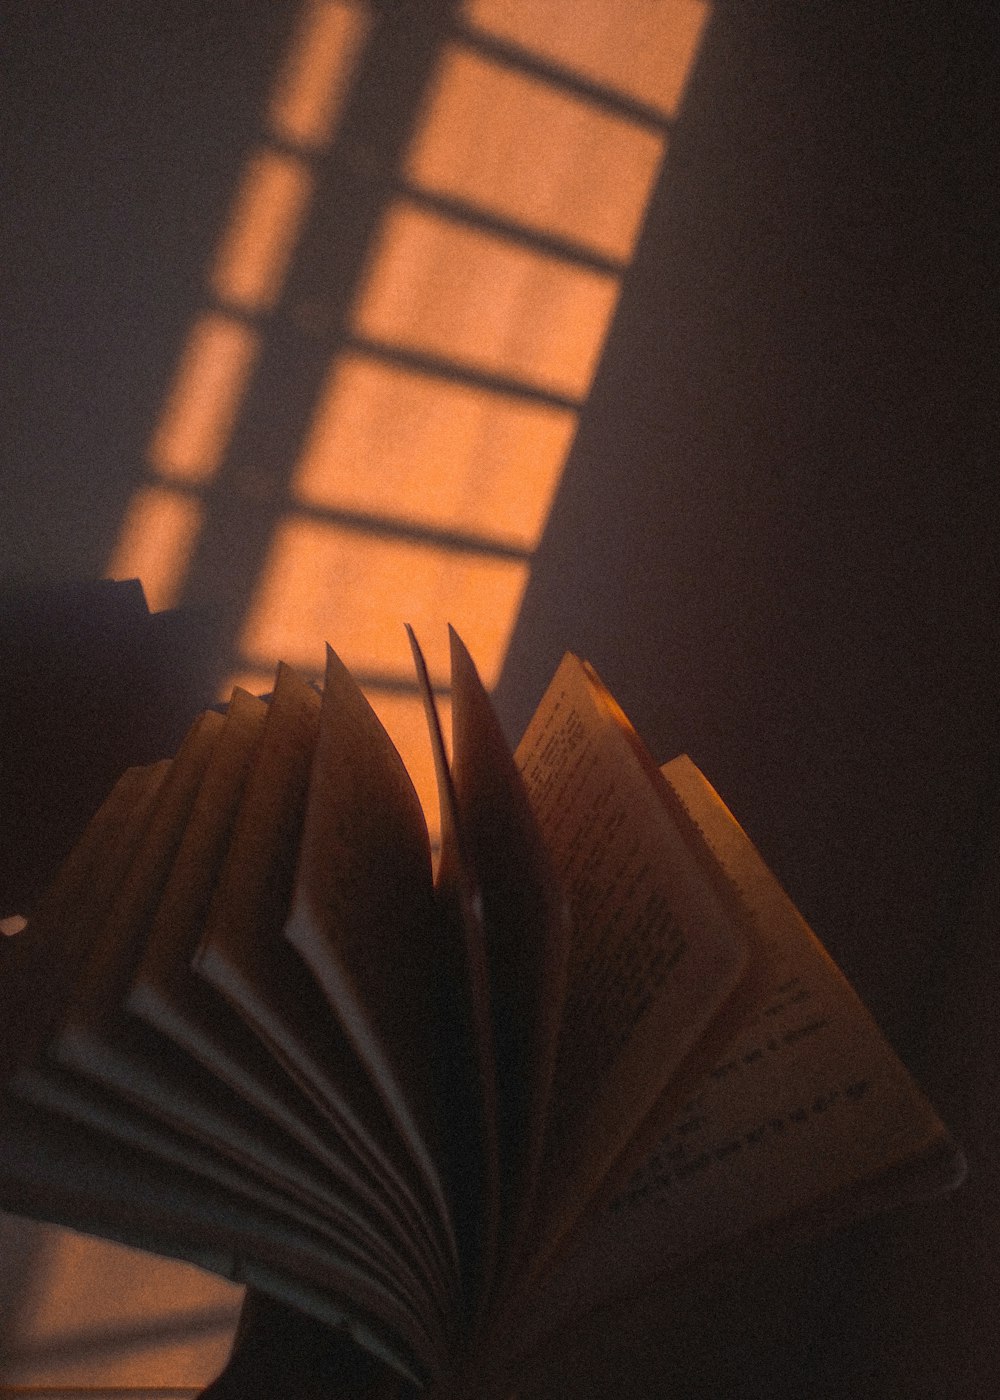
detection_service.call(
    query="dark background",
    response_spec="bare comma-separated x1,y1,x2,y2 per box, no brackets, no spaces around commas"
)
2,3,997,1395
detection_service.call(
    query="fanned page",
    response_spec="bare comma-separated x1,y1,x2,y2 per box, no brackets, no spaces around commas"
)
124,688,417,1270
282,645,457,1288
511,757,962,1358
190,668,395,1199
0,1095,424,1384
0,749,432,1381
23,692,443,1348
0,677,452,1381
2,761,169,1064
407,628,500,1318
123,689,394,1228
189,666,456,1332
52,708,225,1072
128,685,269,1045
445,629,570,1284
0,762,169,1134
515,655,749,1259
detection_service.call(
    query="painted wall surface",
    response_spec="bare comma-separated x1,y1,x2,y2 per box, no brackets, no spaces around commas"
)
2,2,996,1395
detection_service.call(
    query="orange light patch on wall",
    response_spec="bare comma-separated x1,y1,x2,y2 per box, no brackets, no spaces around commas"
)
407,44,665,263
147,313,260,482
240,518,529,688
212,672,449,840
361,689,452,841
293,352,575,549
354,201,619,401
220,671,282,703
211,150,314,313
105,486,203,612
270,0,372,150
461,0,709,118
2,1227,241,1390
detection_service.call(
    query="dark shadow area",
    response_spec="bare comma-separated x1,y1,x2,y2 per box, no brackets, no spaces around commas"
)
1,1,292,597
0,578,217,918
0,1214,47,1366
497,5,998,1397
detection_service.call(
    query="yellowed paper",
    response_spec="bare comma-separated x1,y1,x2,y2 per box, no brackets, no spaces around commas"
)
515,657,748,1250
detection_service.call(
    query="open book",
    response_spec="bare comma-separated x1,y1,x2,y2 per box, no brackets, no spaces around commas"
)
0,630,963,1396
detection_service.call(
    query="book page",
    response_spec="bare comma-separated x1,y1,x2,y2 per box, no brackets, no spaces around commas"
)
283,645,455,1276
0,685,449,1372
511,757,960,1350
11,1055,437,1352
2,762,169,1065
192,664,454,1310
57,693,367,1232
126,688,388,1217
0,1096,432,1385
130,686,268,1022
194,663,320,1004
515,658,748,1254
407,628,499,1310
446,629,570,1280
59,710,224,1036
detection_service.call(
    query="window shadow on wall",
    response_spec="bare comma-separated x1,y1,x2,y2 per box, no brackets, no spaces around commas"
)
95,0,709,823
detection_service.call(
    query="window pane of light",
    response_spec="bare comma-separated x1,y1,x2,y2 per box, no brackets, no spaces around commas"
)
293,352,575,550
211,150,314,313
147,314,259,482
104,486,203,612
407,44,665,263
461,0,709,119
269,0,372,150
362,689,452,840
239,517,529,688
353,200,619,400
3,1227,240,1389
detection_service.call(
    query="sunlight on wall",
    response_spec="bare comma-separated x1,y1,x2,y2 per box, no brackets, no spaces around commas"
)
406,42,665,262
104,486,204,611
0,1221,241,1390
353,200,620,401
241,517,529,687
104,0,710,833
461,0,708,118
211,151,315,313
270,0,372,149
147,315,261,485
294,353,576,549
106,0,370,610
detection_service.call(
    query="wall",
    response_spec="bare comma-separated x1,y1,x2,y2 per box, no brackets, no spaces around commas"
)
2,2,997,1395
